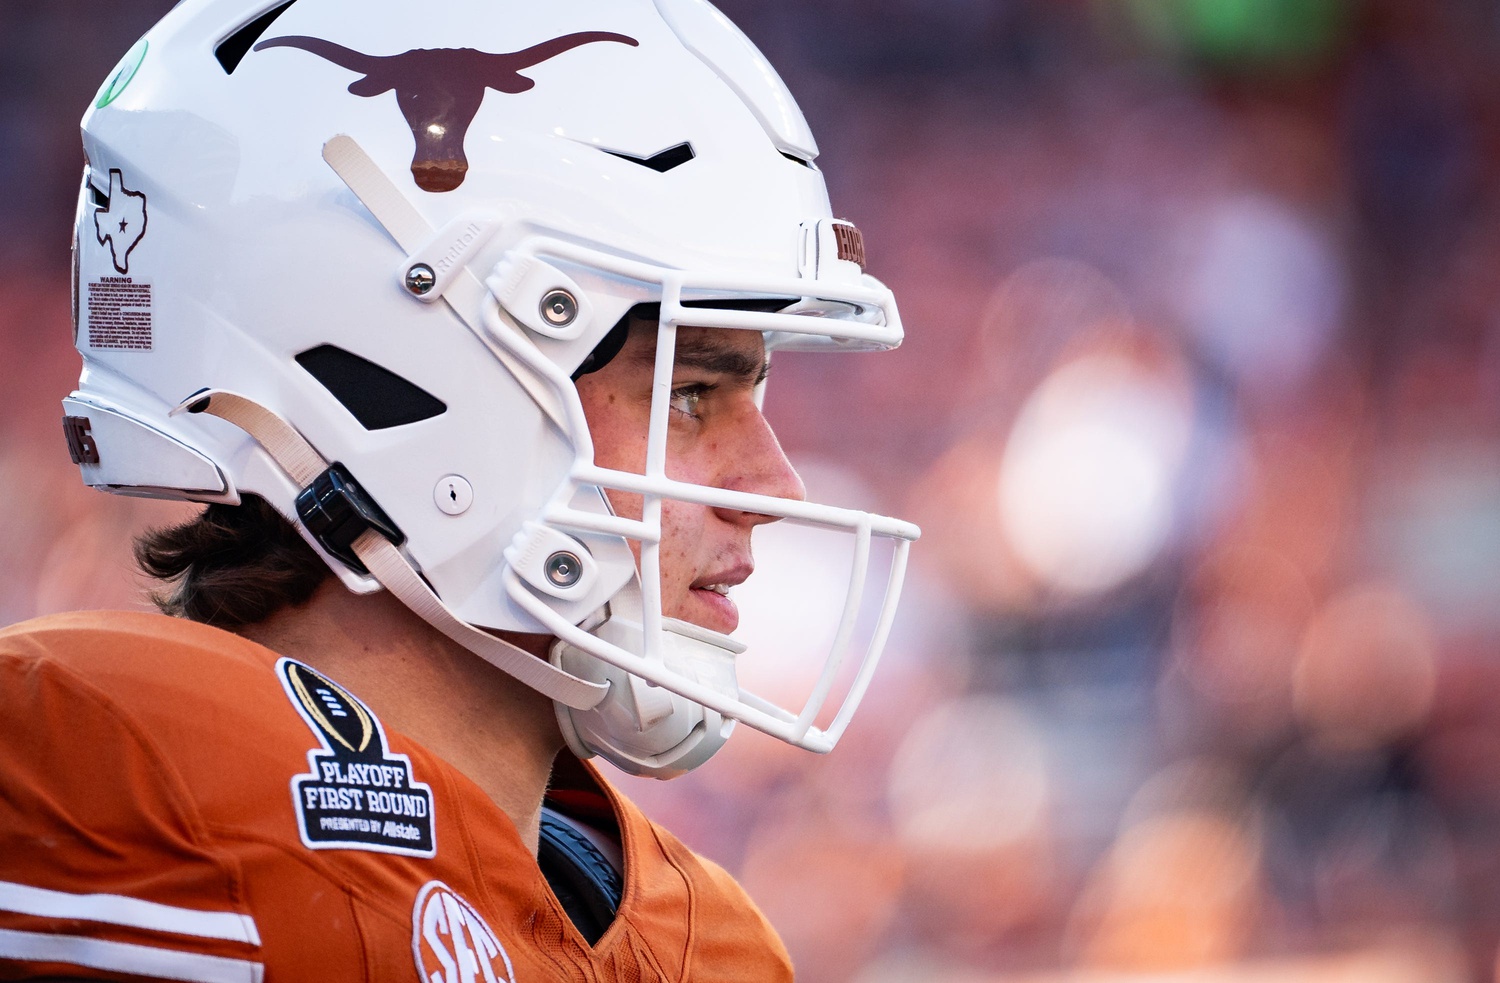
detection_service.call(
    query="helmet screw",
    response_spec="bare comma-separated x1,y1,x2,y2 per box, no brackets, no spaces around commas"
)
544,550,583,588
539,289,578,327
404,263,436,296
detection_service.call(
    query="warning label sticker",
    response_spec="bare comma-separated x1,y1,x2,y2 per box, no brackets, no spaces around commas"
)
86,276,153,350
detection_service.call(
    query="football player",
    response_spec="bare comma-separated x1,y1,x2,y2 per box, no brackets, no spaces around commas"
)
0,0,918,979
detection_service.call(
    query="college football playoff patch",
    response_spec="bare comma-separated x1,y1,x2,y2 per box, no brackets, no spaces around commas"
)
277,657,436,857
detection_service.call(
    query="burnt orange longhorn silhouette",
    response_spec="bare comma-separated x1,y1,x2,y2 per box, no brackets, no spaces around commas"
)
254,32,639,192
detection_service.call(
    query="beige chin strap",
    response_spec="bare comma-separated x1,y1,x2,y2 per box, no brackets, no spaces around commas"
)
176,389,609,712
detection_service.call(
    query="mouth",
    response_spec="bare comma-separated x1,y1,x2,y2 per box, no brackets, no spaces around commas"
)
686,566,751,634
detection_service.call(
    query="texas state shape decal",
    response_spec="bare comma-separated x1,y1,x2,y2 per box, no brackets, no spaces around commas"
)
93,169,148,274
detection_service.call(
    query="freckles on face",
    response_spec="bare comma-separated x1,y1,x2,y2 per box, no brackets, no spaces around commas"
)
573,320,803,634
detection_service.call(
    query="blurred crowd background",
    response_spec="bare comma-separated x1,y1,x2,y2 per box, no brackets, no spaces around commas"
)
5,1,1500,980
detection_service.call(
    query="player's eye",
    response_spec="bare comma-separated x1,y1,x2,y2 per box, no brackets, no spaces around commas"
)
668,384,711,419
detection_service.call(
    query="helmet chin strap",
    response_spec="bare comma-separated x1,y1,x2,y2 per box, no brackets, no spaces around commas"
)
175,389,609,712
182,387,748,778
179,388,743,779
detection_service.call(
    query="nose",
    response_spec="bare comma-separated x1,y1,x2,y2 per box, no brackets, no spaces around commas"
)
716,406,806,526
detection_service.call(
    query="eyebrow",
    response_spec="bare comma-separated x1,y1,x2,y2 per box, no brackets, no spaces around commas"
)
634,332,770,384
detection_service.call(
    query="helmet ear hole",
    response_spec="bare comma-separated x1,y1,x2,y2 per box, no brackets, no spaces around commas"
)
295,345,447,430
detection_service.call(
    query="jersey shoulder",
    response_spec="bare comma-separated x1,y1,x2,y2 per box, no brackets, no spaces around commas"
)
0,608,286,711
0,609,320,821
0,610,423,981
0,610,302,978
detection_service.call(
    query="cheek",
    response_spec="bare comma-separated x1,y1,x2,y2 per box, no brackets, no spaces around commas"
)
658,498,706,552
657,499,709,607
580,390,647,521
617,499,706,559
577,375,646,471
603,488,644,523
600,493,708,617
587,419,644,475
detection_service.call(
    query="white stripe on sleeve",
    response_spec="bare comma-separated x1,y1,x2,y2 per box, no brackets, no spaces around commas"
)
0,880,259,945
0,927,264,983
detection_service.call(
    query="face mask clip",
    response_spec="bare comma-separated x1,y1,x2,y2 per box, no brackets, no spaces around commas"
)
398,211,504,304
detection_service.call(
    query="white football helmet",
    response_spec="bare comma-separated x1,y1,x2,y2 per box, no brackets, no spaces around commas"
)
67,0,919,777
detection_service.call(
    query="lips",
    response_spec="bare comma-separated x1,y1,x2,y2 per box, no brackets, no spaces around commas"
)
686,564,752,634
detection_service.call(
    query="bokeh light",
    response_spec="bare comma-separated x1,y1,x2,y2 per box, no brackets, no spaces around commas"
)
998,347,1194,596
1293,583,1437,754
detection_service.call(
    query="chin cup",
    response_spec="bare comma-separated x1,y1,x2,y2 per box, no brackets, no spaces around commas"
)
551,618,744,780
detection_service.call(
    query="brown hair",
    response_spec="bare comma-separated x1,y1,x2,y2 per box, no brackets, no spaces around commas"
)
134,495,331,629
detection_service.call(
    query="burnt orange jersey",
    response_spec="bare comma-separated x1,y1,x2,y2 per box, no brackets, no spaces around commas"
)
0,611,793,982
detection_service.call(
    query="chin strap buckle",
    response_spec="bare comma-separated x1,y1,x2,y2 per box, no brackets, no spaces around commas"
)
295,463,405,574
178,387,608,711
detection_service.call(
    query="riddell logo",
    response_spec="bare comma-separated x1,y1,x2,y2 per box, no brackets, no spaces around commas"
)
411,881,514,983
435,222,484,277
254,32,638,192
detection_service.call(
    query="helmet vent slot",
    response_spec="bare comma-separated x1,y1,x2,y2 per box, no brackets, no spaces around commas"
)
602,142,695,174
295,345,447,430
215,0,299,74
780,151,814,168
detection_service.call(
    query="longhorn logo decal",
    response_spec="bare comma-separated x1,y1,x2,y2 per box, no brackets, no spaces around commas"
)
254,32,639,192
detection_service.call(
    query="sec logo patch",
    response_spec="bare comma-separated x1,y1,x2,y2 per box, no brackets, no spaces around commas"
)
412,881,514,983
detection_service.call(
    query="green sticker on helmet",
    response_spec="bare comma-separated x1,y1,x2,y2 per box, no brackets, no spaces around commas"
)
96,38,148,109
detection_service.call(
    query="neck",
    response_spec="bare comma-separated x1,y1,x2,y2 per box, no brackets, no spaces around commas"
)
236,579,563,854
